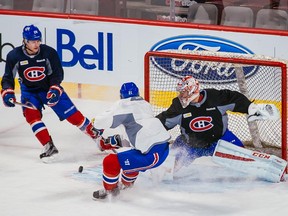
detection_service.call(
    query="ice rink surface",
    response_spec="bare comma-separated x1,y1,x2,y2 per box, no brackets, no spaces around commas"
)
1,97,288,216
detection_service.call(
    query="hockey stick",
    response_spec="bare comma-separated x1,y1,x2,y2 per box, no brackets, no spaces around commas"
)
9,99,37,110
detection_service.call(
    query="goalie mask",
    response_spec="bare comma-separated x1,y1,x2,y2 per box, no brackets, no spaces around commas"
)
176,76,200,108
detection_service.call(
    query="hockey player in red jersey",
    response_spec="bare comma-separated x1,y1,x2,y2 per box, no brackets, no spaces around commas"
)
92,82,171,199
1,24,104,162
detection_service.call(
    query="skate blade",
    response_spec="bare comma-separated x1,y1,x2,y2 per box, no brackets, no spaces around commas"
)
41,153,59,163
92,193,116,202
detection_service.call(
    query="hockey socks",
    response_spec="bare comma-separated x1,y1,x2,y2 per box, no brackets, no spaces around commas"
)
24,108,51,145
102,154,121,190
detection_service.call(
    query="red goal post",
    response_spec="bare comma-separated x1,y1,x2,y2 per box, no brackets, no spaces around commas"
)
144,50,287,161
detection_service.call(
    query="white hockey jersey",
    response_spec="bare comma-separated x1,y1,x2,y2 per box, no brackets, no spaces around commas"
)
94,96,171,153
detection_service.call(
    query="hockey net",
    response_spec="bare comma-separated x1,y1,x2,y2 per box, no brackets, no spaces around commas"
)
144,50,287,161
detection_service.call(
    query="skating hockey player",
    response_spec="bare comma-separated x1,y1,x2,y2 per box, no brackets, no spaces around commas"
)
92,82,171,199
1,24,105,162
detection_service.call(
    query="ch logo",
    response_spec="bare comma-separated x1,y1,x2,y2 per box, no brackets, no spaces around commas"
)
24,67,46,82
190,116,213,132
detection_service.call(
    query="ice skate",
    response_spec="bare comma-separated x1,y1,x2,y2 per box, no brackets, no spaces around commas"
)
40,140,59,163
92,187,120,200
86,121,104,140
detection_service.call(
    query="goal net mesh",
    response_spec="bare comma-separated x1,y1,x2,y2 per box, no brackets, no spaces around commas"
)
144,50,287,160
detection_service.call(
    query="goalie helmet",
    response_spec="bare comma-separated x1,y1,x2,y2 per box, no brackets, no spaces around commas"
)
22,24,42,41
176,76,200,108
120,82,139,99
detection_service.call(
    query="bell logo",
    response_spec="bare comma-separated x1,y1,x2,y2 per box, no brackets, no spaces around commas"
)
0,33,15,63
57,29,113,71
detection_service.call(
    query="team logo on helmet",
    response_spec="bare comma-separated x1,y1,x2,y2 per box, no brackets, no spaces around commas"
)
24,67,46,82
22,25,42,41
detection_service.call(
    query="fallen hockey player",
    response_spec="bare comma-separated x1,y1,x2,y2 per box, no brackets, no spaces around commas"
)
91,82,171,200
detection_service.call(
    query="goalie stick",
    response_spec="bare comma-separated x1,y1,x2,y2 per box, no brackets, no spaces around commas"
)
212,140,287,183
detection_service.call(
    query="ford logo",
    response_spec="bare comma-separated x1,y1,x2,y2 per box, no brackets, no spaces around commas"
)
150,35,257,84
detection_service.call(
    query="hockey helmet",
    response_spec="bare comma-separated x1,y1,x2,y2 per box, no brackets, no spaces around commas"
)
22,24,42,41
120,82,139,99
176,76,200,108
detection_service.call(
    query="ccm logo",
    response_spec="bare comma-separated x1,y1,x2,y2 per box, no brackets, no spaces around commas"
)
252,152,270,159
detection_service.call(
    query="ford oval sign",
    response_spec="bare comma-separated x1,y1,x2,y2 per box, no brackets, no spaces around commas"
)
150,35,257,84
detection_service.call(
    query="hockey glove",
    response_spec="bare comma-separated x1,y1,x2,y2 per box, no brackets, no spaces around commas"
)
248,103,280,122
1,88,16,107
98,135,122,151
46,85,62,107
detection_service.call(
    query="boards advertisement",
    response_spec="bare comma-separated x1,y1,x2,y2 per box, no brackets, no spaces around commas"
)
0,14,287,100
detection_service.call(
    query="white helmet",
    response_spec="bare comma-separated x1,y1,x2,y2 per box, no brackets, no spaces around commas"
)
176,76,200,108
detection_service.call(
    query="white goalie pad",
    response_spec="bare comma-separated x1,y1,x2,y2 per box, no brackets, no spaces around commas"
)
248,103,280,122
212,140,287,183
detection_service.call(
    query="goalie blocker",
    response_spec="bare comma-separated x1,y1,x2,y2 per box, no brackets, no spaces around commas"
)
213,140,287,183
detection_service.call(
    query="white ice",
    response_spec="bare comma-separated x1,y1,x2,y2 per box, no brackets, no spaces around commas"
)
1,98,288,216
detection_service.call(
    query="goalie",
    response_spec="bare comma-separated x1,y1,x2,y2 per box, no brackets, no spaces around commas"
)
156,75,286,183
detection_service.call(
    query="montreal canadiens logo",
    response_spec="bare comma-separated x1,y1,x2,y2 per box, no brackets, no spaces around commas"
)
190,116,213,132
24,67,46,82
150,35,257,84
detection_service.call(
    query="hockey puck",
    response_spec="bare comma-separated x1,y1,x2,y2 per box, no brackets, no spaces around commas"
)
78,166,83,173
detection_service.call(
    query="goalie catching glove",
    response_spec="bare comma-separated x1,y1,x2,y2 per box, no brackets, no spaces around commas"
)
248,103,280,122
98,134,122,151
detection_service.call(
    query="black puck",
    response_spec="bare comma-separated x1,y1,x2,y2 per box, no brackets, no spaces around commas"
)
78,166,83,173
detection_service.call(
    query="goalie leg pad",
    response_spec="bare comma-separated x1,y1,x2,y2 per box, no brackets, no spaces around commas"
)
212,140,287,183
150,152,176,182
